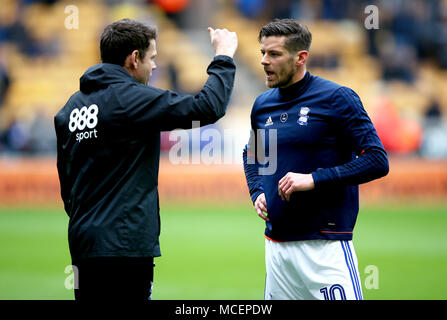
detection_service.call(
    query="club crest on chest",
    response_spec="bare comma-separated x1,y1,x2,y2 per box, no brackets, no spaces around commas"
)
298,107,310,126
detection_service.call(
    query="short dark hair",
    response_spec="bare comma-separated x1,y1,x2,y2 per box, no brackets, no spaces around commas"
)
100,18,157,66
258,19,312,53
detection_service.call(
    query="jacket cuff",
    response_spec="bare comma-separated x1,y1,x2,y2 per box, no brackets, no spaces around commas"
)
312,167,339,188
250,188,264,204
213,55,235,63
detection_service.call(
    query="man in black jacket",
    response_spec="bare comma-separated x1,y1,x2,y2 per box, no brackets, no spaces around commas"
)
54,18,237,302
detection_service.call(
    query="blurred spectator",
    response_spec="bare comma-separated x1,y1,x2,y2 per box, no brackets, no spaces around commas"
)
321,0,351,20
370,0,447,70
267,0,295,19
420,99,447,159
236,0,267,19
1,117,31,153
0,9,43,58
424,99,443,119
372,96,423,155
28,109,57,154
147,0,191,27
308,52,340,69
167,62,181,92
0,57,10,109
291,0,319,21
149,0,190,14
0,111,58,154
435,0,447,68
22,0,60,4
380,41,417,83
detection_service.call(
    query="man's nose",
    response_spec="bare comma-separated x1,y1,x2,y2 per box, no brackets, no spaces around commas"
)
261,54,269,65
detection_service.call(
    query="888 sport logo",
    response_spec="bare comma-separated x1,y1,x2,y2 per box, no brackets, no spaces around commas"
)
68,104,99,142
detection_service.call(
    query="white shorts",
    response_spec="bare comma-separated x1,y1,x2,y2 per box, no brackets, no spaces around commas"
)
264,238,363,300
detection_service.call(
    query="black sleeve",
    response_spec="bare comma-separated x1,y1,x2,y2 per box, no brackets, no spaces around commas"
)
120,55,236,131
54,115,70,216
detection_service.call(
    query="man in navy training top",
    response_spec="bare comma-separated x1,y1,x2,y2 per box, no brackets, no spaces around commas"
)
243,19,389,300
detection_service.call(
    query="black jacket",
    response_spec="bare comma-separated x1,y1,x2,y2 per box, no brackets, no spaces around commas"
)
55,56,236,261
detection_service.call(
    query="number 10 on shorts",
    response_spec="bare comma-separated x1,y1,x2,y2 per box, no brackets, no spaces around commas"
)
319,284,346,300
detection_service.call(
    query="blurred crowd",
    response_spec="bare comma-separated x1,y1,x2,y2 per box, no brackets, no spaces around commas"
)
235,0,447,158
236,0,447,74
0,0,60,155
0,0,446,158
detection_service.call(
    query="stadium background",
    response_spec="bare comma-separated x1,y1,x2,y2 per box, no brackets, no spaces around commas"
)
0,0,446,300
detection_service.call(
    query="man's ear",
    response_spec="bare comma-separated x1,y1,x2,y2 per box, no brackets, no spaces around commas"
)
295,50,309,67
125,50,140,70
132,50,140,69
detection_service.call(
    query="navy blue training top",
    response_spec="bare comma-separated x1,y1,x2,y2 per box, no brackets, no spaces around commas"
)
243,71,389,242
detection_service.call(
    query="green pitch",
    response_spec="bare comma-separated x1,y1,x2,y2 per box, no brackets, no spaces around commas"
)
0,201,446,300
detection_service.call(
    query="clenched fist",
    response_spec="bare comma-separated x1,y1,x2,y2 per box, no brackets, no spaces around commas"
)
208,27,238,58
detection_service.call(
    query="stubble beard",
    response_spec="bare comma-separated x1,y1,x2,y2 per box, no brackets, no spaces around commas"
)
266,59,297,89
266,71,295,88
